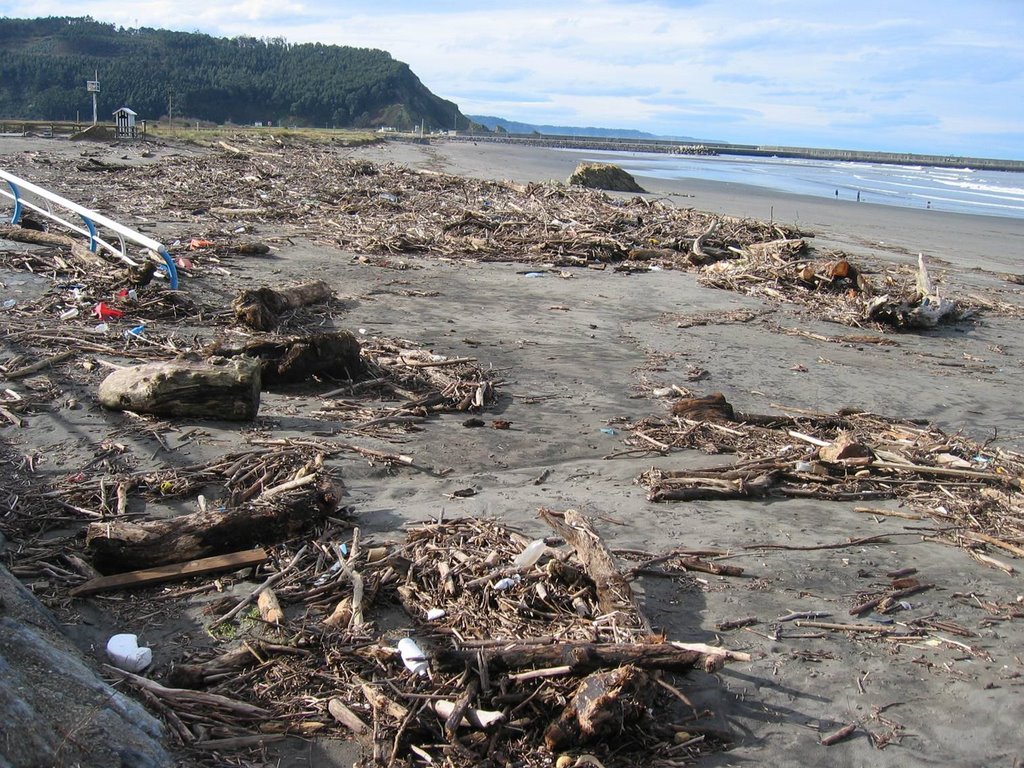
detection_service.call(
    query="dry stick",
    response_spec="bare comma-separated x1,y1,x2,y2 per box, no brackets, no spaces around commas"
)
794,620,900,634
963,530,1024,559
854,506,924,520
821,723,857,746
210,545,307,628
744,533,897,551
3,348,76,379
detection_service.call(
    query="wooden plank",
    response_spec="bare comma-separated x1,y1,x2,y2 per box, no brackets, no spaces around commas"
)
69,548,269,596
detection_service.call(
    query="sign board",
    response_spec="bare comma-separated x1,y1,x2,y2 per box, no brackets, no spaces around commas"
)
87,80,100,93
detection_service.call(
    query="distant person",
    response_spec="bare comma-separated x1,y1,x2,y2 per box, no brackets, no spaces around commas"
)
856,191,861,202
927,201,931,209
835,189,839,198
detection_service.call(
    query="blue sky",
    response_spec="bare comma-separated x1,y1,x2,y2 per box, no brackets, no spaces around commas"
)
3,0,1023,159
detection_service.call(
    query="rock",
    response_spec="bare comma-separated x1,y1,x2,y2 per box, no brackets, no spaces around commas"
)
567,162,646,193
0,565,172,768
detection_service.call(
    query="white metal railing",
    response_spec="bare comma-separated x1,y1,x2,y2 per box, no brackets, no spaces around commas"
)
0,168,178,289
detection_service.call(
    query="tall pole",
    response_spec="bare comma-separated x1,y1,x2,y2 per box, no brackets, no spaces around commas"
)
92,69,98,125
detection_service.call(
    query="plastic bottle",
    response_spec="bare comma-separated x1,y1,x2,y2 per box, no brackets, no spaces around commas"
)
512,539,547,569
397,638,428,676
59,307,79,320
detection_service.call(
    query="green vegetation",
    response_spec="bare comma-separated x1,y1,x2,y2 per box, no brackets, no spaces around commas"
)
0,16,470,131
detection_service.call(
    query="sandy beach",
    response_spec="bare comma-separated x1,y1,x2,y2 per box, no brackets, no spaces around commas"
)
2,133,1023,767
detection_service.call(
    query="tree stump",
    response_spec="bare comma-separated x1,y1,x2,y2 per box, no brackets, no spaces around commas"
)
205,331,365,386
232,280,335,330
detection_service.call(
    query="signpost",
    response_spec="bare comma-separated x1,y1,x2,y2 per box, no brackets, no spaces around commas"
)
86,72,100,125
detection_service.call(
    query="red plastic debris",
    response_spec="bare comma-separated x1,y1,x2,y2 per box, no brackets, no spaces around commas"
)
92,302,124,320
188,238,215,250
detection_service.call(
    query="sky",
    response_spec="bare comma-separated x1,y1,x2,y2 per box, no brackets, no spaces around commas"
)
3,0,1023,159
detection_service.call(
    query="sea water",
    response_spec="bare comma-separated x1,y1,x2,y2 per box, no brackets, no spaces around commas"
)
559,149,1024,220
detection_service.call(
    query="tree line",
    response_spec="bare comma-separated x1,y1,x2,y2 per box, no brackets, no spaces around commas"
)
0,16,468,130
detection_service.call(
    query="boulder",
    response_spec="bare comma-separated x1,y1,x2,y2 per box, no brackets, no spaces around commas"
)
0,565,172,767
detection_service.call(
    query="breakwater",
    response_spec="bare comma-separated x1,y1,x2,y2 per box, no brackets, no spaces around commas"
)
441,132,1024,173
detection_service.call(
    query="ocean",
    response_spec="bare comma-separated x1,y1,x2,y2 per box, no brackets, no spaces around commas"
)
559,149,1024,220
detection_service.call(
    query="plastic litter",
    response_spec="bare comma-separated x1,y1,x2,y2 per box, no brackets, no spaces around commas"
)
425,608,446,621
512,539,547,569
59,307,79,320
493,575,522,591
794,461,814,473
599,427,617,436
523,272,545,278
106,633,152,672
397,638,428,676
2,299,15,310
91,322,109,334
92,302,124,320
125,324,146,338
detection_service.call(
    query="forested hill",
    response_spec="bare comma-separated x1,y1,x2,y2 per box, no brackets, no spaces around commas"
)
0,16,470,130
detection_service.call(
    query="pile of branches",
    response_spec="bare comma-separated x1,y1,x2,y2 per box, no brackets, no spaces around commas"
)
627,394,1024,571
88,513,745,767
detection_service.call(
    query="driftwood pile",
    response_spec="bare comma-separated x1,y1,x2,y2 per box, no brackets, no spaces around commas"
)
623,393,1024,573
79,512,744,767
2,133,999,329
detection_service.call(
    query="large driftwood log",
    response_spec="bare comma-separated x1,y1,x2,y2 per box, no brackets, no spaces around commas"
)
85,477,341,572
435,641,725,675
98,357,260,420
232,280,335,330
541,508,653,634
544,665,652,751
205,331,364,387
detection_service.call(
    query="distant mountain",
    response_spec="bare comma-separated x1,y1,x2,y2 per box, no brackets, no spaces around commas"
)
0,16,470,131
469,115,709,143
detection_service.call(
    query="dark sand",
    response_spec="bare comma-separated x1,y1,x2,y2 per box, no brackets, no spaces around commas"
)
2,134,1023,767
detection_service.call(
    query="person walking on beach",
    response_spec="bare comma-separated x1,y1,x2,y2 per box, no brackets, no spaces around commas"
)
856,191,861,202
835,189,839,198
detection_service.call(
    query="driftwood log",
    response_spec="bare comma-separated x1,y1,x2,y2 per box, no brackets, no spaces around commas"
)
205,331,364,387
543,665,652,751
435,641,725,675
232,279,334,330
97,357,261,420
0,223,108,268
85,477,342,572
541,508,652,634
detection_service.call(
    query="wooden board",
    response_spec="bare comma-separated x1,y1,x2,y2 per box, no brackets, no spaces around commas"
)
69,548,269,596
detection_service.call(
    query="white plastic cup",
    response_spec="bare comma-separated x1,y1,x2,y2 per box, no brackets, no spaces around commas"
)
106,633,152,672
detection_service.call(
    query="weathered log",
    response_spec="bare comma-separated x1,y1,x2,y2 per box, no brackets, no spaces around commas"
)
434,641,717,675
232,279,335,330
541,508,652,634
205,331,365,387
647,471,780,502
670,392,735,422
97,356,260,420
85,477,341,572
544,665,652,751
0,223,112,268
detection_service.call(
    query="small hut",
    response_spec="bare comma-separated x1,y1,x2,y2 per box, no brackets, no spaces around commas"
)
113,107,138,139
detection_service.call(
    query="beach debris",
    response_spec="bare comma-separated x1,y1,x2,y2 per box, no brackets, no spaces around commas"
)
628,397,1024,561
232,279,335,331
70,549,270,597
106,633,153,673
207,330,365,386
567,162,646,193
97,356,262,420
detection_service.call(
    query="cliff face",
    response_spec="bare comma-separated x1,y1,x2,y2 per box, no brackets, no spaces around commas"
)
0,16,469,131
